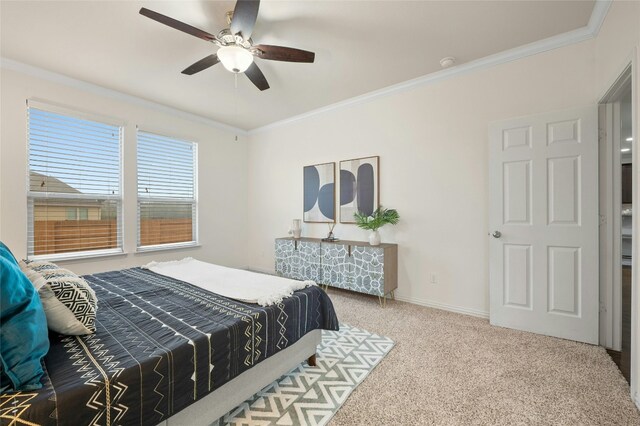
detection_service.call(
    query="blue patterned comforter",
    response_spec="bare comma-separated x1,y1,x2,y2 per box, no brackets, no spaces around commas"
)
0,267,339,425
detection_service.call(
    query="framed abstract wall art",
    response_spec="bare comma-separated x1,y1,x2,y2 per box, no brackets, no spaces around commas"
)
340,156,379,223
303,162,335,223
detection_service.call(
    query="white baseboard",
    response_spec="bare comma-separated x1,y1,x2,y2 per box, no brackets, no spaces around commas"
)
393,295,490,319
246,265,490,320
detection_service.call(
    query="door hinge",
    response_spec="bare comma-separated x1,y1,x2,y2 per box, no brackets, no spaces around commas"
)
599,214,607,226
599,129,607,143
599,302,607,314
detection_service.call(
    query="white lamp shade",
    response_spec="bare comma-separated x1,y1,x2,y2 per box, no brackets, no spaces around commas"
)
217,46,254,73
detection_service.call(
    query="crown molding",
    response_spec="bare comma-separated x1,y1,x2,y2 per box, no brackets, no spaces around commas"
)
0,57,248,135
587,0,612,35
249,0,612,135
1,1,612,136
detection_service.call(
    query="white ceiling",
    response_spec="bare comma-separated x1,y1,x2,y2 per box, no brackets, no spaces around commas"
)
1,0,595,130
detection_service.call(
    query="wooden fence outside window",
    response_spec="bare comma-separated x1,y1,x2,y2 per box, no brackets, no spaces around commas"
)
33,219,192,255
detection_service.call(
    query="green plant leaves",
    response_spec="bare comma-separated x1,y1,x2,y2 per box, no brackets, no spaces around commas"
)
354,206,400,231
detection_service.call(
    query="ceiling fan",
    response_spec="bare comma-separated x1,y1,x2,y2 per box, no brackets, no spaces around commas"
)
139,0,315,91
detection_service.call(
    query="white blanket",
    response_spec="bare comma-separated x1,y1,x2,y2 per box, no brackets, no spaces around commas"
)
142,257,315,306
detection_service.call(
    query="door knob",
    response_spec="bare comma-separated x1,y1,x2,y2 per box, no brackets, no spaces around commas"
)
491,231,502,239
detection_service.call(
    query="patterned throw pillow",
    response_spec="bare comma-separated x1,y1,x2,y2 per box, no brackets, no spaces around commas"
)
20,260,97,335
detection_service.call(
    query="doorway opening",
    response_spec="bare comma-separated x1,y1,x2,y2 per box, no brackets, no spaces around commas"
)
599,64,634,384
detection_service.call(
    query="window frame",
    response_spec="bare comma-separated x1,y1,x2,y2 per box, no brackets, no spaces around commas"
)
26,99,125,261
135,128,199,252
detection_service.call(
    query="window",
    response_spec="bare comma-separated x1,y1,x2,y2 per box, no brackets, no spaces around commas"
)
137,130,197,249
27,103,123,259
79,208,89,220
66,208,77,220
65,207,89,221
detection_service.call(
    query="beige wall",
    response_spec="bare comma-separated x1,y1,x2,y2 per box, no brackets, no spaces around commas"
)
594,1,640,98
246,40,597,317
0,69,249,275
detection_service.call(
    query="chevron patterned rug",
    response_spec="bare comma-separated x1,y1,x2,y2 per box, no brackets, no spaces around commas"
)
214,324,394,426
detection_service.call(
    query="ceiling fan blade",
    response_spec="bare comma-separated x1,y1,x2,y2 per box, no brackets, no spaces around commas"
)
230,0,260,40
182,54,220,75
140,8,216,42
253,45,315,63
244,62,269,91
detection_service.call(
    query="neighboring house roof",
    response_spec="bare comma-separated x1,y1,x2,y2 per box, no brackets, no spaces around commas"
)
30,171,81,193
30,172,103,207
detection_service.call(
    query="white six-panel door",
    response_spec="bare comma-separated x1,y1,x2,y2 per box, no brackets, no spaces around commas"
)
489,106,599,344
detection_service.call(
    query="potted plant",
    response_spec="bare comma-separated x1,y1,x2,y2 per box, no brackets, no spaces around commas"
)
354,207,400,246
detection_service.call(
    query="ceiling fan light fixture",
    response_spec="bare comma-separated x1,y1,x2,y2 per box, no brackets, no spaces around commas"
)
217,45,253,73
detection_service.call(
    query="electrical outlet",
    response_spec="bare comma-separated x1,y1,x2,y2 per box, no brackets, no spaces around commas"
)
429,273,438,284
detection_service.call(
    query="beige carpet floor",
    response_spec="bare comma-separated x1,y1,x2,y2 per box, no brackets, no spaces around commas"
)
325,288,640,425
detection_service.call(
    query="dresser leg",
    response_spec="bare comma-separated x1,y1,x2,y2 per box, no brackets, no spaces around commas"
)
378,295,387,308
390,290,395,300
307,354,317,367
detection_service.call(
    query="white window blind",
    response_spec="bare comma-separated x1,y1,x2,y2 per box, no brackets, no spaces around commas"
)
27,105,123,259
137,130,197,249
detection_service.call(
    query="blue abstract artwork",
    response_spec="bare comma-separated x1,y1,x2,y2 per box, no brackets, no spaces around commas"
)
339,156,379,223
303,162,335,222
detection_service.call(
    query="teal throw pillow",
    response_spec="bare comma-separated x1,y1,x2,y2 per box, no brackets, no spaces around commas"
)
0,241,17,265
0,257,50,391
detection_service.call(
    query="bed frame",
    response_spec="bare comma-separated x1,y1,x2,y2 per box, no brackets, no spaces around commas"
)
159,329,322,425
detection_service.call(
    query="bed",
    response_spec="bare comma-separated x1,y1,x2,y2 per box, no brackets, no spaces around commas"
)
0,266,339,425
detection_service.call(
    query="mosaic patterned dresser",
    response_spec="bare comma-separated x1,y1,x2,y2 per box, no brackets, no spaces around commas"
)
275,237,398,305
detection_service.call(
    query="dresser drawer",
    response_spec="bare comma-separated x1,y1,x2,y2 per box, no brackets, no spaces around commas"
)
275,239,321,282
320,243,351,289
350,246,385,296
